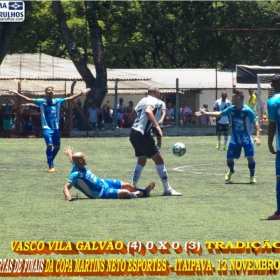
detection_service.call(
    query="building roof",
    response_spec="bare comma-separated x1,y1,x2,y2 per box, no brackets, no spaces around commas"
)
0,53,266,96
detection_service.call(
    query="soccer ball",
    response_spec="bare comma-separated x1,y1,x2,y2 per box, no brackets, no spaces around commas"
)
172,142,186,157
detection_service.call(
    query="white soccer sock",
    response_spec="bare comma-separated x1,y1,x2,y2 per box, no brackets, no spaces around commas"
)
217,136,221,143
156,164,171,192
131,163,144,187
224,136,228,146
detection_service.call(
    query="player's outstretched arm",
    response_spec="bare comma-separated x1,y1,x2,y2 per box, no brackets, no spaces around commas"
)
64,146,74,163
195,109,222,118
10,90,35,102
253,121,261,146
66,88,91,101
63,183,78,201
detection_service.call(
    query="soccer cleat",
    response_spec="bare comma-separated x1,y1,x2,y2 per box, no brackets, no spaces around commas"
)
223,145,228,151
164,188,182,196
143,182,155,197
250,176,257,184
216,142,221,149
48,167,55,173
225,171,234,181
268,212,280,220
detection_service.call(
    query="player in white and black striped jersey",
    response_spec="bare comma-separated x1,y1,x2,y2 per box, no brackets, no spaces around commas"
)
129,86,182,196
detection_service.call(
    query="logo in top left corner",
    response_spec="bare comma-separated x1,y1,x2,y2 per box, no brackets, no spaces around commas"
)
0,1,25,22
9,1,24,10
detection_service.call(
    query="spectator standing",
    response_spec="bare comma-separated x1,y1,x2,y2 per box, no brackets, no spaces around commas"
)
88,103,99,130
123,101,134,127
73,100,84,131
103,103,114,130
248,88,257,111
180,101,192,125
199,104,211,125
165,103,175,125
1,98,14,137
117,97,126,128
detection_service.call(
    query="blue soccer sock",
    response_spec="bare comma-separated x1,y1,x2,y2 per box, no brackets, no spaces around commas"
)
276,180,280,215
46,148,53,168
248,161,256,177
227,161,235,173
137,187,147,196
52,148,59,162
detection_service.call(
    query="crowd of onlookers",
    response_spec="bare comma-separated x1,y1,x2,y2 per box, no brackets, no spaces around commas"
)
0,93,218,137
70,97,202,132
0,96,211,137
71,97,136,131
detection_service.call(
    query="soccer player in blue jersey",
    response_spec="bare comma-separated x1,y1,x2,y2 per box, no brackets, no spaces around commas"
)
267,75,280,220
12,87,90,172
63,146,155,201
195,90,261,183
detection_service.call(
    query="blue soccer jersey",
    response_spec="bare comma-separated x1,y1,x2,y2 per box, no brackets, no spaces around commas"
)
68,167,122,199
267,93,280,151
35,98,66,130
222,104,256,145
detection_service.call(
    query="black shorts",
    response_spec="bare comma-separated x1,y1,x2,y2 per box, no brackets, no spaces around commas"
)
216,123,229,133
151,126,163,137
130,129,160,158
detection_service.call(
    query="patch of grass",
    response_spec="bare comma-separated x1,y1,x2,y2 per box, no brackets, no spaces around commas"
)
0,136,278,279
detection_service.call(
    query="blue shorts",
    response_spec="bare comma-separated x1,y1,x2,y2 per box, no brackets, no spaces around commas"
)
100,179,122,199
276,152,280,177
42,129,61,147
227,142,254,159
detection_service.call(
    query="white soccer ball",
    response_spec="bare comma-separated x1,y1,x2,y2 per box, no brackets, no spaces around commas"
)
172,142,186,157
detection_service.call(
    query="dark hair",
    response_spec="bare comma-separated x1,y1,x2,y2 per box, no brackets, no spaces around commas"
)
235,90,244,98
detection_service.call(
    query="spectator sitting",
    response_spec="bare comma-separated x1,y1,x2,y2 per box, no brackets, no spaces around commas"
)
186,114,195,125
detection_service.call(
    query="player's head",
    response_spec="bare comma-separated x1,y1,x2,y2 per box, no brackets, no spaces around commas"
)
248,88,253,95
72,152,87,168
147,86,160,98
45,86,54,99
271,75,280,92
221,91,227,100
232,90,244,105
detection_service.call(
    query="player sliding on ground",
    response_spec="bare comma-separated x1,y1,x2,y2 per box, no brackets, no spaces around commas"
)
195,90,261,183
63,146,155,201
